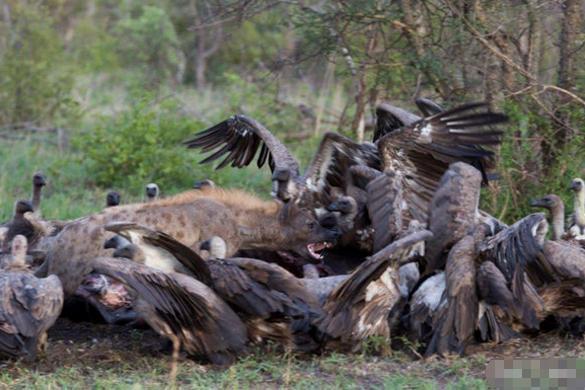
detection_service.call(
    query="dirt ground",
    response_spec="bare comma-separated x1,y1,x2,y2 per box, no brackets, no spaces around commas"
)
1,318,585,389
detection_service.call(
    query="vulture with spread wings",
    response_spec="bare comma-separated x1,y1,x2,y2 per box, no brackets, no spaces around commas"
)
184,101,506,255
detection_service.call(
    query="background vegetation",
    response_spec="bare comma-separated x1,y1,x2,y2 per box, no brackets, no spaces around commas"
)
0,0,583,386
1,0,584,223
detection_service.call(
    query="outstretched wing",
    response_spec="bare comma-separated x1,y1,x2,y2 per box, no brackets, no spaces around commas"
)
374,102,420,142
183,115,300,175
300,132,380,205
415,97,444,117
377,102,506,233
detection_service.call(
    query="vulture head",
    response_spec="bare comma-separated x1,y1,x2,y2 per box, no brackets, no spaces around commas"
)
145,183,159,201
327,196,358,217
571,178,584,193
103,234,129,250
530,195,562,211
199,236,227,259
32,172,47,188
106,191,121,207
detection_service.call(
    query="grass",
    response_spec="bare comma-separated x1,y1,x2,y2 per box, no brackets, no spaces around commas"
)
0,319,494,389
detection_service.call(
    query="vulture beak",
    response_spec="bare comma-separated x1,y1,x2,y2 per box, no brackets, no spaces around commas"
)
326,201,342,212
199,240,211,251
570,181,582,191
529,198,547,208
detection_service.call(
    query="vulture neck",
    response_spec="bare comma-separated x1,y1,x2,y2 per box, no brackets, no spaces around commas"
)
549,203,565,241
32,186,43,212
574,190,585,227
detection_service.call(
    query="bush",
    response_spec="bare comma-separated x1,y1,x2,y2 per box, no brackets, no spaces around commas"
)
73,96,205,192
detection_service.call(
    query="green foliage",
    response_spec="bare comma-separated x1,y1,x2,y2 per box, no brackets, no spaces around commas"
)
115,5,181,88
73,96,202,191
481,99,585,224
0,1,76,126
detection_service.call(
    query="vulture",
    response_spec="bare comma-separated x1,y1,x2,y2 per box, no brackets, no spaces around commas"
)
530,194,566,241
106,223,322,349
369,103,505,251
87,256,249,366
193,179,215,190
31,172,47,214
426,235,479,356
422,162,482,272
106,191,121,207
568,178,585,239
2,201,34,251
478,213,551,330
183,113,379,207
530,193,584,247
316,229,432,352
407,272,446,342
145,183,160,202
45,225,249,365
0,235,63,360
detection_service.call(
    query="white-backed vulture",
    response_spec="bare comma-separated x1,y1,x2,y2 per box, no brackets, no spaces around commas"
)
424,162,482,272
106,223,322,349
370,104,505,250
568,178,585,239
0,235,63,360
89,256,249,365
316,229,432,352
31,172,47,214
145,183,160,202
479,213,553,290
426,235,479,356
106,191,121,207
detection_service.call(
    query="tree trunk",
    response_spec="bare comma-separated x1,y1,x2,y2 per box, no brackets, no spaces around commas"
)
554,0,581,146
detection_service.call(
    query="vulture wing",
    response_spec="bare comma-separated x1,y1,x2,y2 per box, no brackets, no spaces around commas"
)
104,222,212,285
374,102,420,142
300,132,380,206
375,102,506,240
0,272,63,359
183,115,300,175
425,162,482,273
317,230,432,347
414,97,444,117
91,256,247,364
425,235,478,356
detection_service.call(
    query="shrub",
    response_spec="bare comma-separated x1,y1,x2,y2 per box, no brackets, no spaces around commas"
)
73,96,205,192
